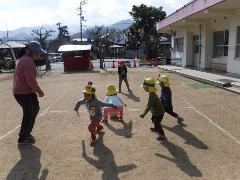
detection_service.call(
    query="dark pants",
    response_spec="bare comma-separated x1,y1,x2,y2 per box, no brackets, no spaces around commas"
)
151,115,165,135
14,93,40,140
161,98,179,119
119,76,130,91
164,106,178,118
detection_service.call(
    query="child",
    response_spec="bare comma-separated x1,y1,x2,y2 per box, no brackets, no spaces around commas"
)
118,60,131,93
87,81,93,86
140,77,167,141
158,75,184,124
103,84,127,123
74,85,117,145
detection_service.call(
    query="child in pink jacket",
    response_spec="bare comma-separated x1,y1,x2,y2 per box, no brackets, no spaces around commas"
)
102,84,127,123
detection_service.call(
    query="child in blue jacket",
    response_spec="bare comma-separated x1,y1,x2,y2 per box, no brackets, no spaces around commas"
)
158,75,184,124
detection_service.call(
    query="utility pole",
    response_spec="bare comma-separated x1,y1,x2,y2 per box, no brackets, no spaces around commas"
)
77,0,87,42
6,28,9,41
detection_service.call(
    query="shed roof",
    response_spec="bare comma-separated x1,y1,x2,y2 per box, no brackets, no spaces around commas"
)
0,41,25,49
58,44,92,52
110,45,123,48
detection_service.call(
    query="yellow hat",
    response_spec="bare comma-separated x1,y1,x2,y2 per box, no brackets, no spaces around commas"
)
141,77,157,92
106,84,118,96
83,85,96,95
158,75,170,87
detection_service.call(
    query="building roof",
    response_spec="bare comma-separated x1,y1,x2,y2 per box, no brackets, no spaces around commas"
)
156,0,226,31
110,45,123,48
0,41,25,49
58,44,92,52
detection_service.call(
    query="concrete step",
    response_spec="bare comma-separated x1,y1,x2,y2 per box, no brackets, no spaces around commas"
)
231,82,240,89
224,87,240,95
168,70,230,88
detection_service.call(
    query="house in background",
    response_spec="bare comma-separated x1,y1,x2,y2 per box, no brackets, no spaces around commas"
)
58,44,92,72
156,0,240,74
0,41,25,60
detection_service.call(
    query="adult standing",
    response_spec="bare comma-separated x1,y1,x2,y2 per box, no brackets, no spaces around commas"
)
13,41,46,145
118,60,131,93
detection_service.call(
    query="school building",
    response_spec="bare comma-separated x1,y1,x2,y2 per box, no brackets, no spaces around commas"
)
156,0,240,74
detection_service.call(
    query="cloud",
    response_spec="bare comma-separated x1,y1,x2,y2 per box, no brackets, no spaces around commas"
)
0,0,190,31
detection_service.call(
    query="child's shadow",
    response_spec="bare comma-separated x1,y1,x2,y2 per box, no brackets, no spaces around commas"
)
120,92,140,102
6,145,48,180
156,141,202,177
82,133,137,180
162,124,208,150
105,119,133,138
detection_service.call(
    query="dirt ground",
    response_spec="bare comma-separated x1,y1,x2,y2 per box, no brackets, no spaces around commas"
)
0,68,240,180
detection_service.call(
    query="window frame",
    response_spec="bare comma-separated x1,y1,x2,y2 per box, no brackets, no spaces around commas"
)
174,38,184,53
235,26,240,59
213,30,229,58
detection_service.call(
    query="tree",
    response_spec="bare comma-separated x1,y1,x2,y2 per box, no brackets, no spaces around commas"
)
31,27,55,71
85,26,115,69
31,27,55,50
56,23,70,39
126,4,166,58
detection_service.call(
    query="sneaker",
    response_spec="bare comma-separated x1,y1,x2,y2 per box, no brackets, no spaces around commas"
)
90,138,97,145
18,138,35,145
157,135,167,141
177,117,184,124
96,126,103,134
150,127,158,133
28,134,35,140
28,135,36,143
102,119,108,124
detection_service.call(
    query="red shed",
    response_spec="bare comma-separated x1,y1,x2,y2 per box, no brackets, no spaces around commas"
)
58,44,92,71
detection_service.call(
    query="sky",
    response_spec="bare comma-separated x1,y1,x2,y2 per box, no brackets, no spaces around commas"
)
0,0,190,31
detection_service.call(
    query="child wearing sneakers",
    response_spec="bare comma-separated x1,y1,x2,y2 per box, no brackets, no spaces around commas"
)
74,85,117,145
140,77,167,141
158,75,184,124
103,84,127,123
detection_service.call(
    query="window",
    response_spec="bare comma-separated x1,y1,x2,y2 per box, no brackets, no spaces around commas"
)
174,38,183,52
213,30,229,57
235,26,240,58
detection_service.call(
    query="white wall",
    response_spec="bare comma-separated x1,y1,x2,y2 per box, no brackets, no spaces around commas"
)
183,29,193,67
170,13,240,74
227,12,240,74
172,30,184,64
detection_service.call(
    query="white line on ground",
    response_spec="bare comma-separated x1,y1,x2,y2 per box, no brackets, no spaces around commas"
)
0,126,20,141
176,94,240,145
0,94,65,141
183,107,194,109
48,111,69,113
127,108,141,111
39,94,65,116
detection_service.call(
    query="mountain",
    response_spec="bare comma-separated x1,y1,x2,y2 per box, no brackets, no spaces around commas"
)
70,19,134,39
0,25,58,41
109,19,134,31
0,19,134,41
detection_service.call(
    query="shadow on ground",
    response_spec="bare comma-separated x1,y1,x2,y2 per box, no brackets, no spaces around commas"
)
163,124,208,149
62,70,101,74
156,140,202,177
82,133,137,180
105,119,133,138
6,145,48,180
120,92,140,102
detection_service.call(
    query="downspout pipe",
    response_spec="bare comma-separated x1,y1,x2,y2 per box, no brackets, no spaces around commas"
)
199,24,202,71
